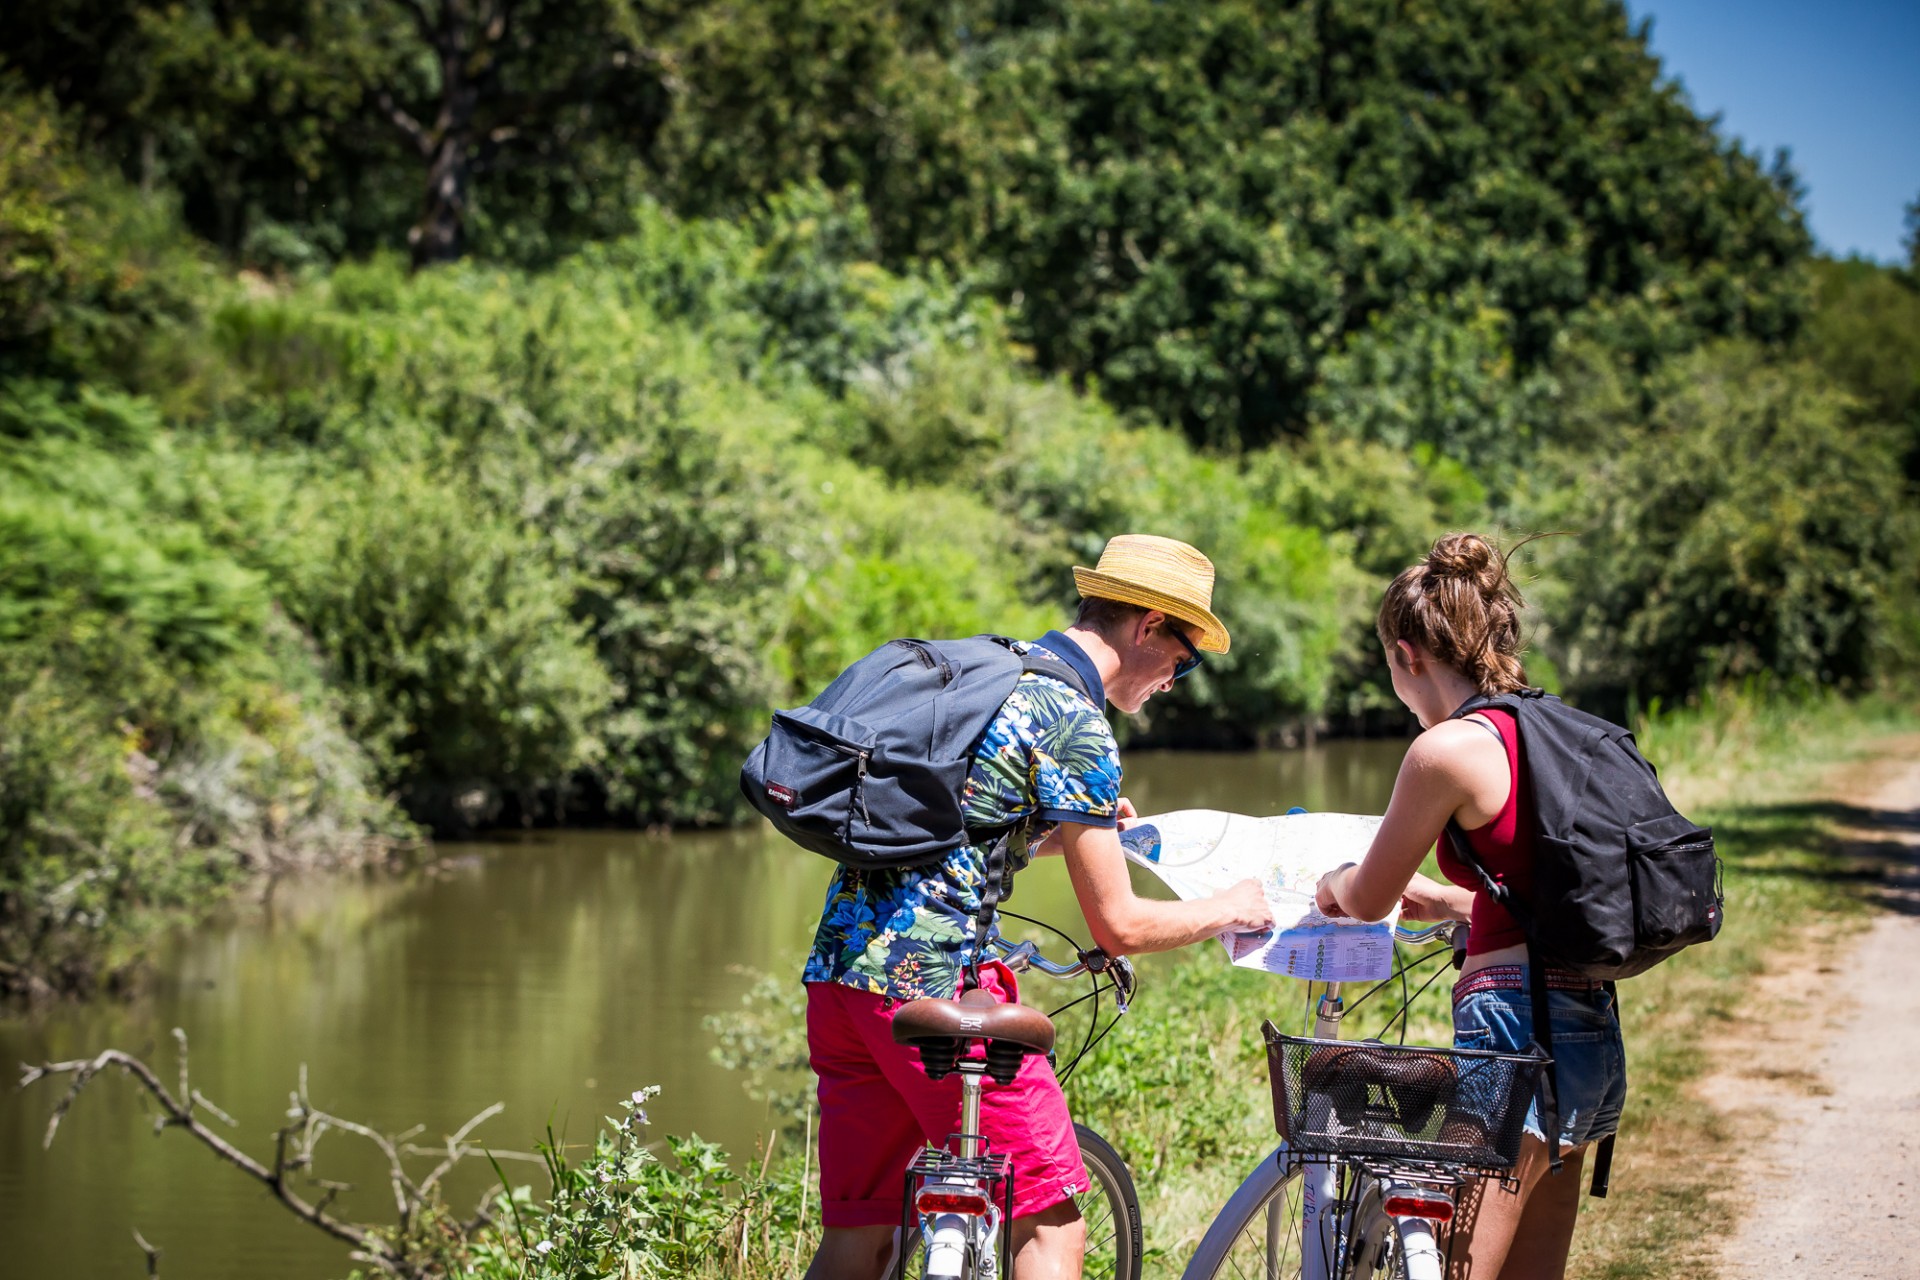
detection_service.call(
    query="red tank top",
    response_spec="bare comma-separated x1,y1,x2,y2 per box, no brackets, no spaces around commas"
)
1433,708,1533,955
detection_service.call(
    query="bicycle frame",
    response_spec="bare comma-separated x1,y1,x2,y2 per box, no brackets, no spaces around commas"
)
897,1059,1015,1280
1284,922,1462,1280
894,928,1137,1280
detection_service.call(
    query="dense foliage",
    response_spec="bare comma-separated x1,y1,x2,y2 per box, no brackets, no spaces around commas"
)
3,2,1918,993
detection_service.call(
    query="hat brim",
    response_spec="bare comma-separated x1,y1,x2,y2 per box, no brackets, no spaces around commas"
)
1073,568,1231,654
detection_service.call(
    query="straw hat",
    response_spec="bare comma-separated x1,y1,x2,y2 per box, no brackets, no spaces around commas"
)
1073,534,1231,654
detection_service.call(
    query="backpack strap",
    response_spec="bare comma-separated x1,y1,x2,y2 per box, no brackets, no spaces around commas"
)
1445,820,1564,1179
964,640,1097,989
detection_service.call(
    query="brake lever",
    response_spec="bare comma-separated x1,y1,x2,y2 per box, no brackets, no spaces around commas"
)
1079,947,1136,1014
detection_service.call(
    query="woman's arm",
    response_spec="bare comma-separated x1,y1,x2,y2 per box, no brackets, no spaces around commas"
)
1315,720,1509,922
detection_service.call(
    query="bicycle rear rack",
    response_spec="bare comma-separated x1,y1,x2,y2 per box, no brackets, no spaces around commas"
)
896,1145,1016,1280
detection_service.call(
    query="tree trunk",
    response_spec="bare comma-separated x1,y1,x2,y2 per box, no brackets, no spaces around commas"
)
410,130,471,267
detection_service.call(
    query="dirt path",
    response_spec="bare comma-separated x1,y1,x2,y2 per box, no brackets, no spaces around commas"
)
1710,744,1920,1278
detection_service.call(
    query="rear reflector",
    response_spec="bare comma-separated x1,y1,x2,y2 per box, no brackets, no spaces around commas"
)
1383,1192,1455,1222
916,1186,992,1216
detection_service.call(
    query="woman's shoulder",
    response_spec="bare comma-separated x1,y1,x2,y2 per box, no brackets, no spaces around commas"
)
1406,716,1510,780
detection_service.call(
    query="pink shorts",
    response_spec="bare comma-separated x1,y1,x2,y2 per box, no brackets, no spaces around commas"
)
805,962,1088,1228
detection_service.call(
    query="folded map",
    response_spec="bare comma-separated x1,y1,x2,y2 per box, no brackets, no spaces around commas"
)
1119,809,1399,982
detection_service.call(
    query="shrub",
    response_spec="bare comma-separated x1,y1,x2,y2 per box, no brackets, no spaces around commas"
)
1532,342,1920,705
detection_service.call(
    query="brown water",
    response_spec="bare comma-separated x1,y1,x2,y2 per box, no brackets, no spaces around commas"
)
0,741,1407,1280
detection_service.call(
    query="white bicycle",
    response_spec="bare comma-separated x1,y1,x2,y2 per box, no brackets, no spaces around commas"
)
888,922,1144,1280
1181,922,1548,1280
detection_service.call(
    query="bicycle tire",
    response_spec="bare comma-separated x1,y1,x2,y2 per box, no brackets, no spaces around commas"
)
1178,1147,1410,1280
901,1125,1142,1280
1074,1123,1143,1280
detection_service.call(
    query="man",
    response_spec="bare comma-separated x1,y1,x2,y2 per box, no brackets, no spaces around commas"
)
803,534,1274,1280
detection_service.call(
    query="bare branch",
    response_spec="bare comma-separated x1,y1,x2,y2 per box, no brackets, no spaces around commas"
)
22,1045,389,1262
419,1100,505,1194
131,1227,161,1278
376,91,434,157
191,1090,237,1128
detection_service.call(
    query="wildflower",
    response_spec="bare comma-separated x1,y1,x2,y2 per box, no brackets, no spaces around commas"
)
535,1240,555,1256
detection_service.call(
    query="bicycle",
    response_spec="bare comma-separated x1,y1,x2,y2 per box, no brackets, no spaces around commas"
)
1180,921,1548,1280
888,918,1146,1280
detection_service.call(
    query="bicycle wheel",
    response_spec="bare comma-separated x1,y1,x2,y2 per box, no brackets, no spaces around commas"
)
1074,1123,1143,1280
900,1126,1142,1279
1178,1149,1410,1280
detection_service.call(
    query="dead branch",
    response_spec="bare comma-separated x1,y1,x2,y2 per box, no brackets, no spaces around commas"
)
19,1033,533,1278
132,1226,161,1278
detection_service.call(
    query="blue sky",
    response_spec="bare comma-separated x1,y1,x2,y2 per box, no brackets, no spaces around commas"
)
1626,0,1919,263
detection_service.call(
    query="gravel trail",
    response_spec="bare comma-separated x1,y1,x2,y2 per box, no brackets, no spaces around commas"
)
1713,749,1920,1278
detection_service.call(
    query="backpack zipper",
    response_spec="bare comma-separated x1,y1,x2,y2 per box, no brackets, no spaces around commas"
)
854,750,871,829
894,639,953,683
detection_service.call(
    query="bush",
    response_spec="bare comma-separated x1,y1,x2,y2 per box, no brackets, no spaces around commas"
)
0,85,205,378
1532,342,1920,705
0,611,405,998
280,460,613,827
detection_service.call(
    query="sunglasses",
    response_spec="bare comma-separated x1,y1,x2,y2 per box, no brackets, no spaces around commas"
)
1170,626,1204,680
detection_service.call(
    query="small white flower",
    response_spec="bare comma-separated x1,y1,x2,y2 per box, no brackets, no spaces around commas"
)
535,1240,555,1256
630,1090,648,1105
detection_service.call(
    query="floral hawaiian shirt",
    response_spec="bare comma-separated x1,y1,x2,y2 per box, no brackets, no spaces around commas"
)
801,640,1122,1000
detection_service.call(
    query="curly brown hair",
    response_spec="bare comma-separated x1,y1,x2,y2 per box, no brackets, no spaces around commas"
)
1376,533,1528,695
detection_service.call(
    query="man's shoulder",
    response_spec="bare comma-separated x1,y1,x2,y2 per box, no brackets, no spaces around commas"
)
1010,669,1112,730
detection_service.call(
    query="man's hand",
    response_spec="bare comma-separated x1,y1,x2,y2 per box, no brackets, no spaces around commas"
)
1215,877,1274,933
1115,797,1139,831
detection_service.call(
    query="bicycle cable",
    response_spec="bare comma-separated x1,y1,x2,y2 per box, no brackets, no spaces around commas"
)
994,907,1133,1085
1337,942,1454,1035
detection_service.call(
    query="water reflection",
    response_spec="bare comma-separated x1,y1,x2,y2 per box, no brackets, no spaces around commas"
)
0,739,1407,1280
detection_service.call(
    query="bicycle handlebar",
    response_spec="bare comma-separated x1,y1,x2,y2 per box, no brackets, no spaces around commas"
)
985,933,1137,1013
1393,920,1464,947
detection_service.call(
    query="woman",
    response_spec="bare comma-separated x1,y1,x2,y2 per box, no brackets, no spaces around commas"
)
1314,533,1625,1280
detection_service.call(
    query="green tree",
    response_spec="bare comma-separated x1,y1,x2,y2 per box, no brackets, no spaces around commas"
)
973,0,1811,450
5,0,672,266
0,87,203,376
1533,342,1919,705
1801,257,1920,478
1905,190,1919,273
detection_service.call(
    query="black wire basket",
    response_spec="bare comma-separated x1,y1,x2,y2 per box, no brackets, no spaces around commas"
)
1263,1021,1547,1173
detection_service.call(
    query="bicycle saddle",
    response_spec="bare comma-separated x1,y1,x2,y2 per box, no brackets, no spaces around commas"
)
1301,1042,1458,1095
1300,1042,1460,1135
891,989,1056,1084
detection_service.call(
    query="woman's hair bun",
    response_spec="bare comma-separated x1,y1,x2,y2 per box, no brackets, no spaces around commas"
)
1425,532,1510,598
1377,531,1528,694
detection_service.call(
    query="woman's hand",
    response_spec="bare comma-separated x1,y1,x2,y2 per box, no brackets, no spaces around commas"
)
1315,864,1355,918
1398,871,1473,922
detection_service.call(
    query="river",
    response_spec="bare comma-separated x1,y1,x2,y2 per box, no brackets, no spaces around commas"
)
0,741,1407,1280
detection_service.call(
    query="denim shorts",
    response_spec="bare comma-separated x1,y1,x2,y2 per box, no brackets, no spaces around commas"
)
1452,967,1627,1148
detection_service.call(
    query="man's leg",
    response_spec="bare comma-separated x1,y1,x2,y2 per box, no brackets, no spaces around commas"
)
1010,1197,1087,1280
859,964,1095,1279
806,982,929,1277
805,1224,899,1280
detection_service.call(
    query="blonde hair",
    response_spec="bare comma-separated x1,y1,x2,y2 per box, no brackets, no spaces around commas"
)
1376,533,1528,695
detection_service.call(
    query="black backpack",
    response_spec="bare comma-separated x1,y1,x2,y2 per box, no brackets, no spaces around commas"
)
1443,689,1723,981
1443,687,1724,1196
740,635,1094,870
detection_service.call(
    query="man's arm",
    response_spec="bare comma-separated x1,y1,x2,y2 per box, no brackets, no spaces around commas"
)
1055,820,1272,956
